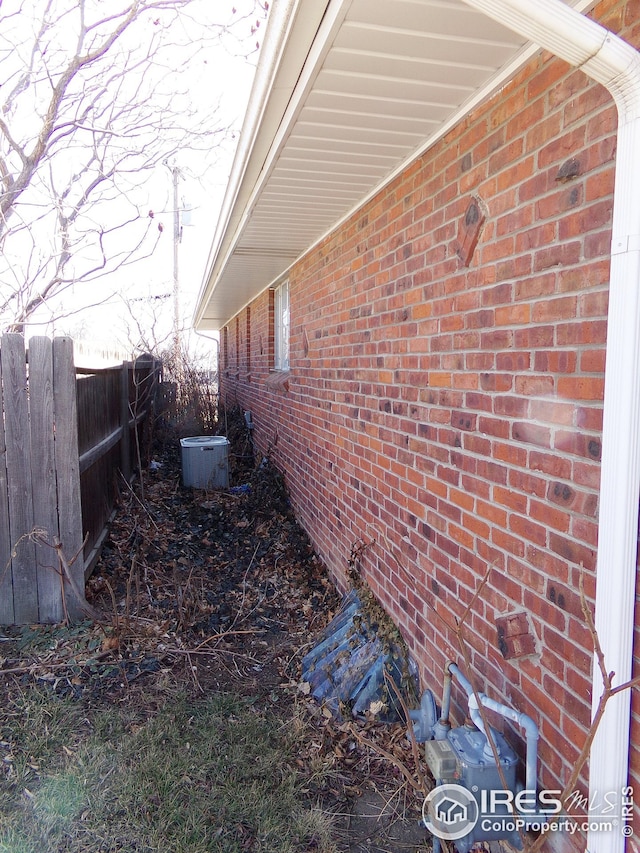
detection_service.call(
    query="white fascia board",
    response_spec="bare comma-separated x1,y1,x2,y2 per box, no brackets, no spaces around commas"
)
193,0,336,329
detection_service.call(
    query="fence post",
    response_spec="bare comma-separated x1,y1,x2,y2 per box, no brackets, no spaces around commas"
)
53,337,85,620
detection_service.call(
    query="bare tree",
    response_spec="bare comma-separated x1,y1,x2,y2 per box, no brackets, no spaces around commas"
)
120,290,175,355
0,0,267,332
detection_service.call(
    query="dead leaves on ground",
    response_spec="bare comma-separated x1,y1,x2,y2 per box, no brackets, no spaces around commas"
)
0,442,430,845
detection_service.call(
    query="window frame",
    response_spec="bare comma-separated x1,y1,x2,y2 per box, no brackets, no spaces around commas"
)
273,279,290,371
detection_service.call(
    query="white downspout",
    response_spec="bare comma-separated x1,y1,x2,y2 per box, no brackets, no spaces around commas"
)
460,3,640,851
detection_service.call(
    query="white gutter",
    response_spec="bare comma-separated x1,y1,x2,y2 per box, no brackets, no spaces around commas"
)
194,0,350,331
461,2,640,851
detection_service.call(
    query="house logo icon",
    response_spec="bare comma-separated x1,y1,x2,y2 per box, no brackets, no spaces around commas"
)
423,783,479,841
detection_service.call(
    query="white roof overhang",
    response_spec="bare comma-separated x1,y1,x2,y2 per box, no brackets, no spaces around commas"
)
194,0,597,331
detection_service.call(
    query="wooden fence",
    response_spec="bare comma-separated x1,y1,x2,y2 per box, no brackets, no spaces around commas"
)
0,335,160,625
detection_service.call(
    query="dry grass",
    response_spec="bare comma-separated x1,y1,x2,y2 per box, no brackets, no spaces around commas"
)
0,682,340,853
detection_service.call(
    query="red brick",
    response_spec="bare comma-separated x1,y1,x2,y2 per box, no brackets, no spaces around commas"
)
538,126,587,168
217,6,633,815
533,241,581,271
534,350,577,373
529,499,569,534
494,441,527,467
510,514,548,547
558,200,613,240
495,351,531,371
506,556,546,594
584,229,613,259
555,318,607,346
557,375,605,402
548,533,596,571
555,431,602,461
515,273,557,300
585,168,615,202
532,295,578,323
512,421,551,448
509,470,547,499
495,304,530,325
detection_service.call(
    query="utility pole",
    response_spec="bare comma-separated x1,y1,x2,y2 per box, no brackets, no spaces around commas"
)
172,164,181,368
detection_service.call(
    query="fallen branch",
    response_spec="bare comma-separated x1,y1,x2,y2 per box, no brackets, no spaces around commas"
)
118,470,160,531
15,528,104,624
51,536,103,622
526,572,640,853
193,628,265,651
348,722,427,795
383,668,430,797
0,651,120,677
165,646,263,664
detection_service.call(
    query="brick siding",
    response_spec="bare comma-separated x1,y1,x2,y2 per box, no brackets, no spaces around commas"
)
219,0,640,843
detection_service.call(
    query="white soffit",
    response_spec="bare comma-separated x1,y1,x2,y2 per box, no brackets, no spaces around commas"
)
195,0,596,330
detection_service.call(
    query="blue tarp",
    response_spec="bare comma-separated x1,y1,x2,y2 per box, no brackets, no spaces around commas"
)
301,590,417,722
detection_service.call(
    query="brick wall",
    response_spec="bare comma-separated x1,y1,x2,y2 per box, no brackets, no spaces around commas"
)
220,0,640,842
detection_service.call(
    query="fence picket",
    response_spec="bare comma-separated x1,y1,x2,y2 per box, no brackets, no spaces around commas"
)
121,362,132,482
30,337,63,623
1,334,37,623
53,337,85,621
0,344,14,625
